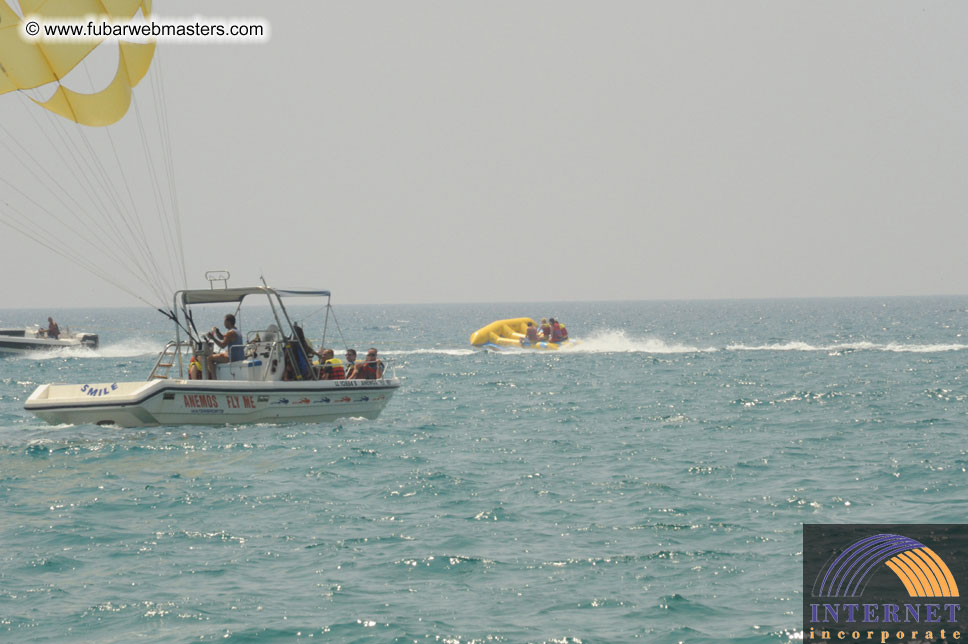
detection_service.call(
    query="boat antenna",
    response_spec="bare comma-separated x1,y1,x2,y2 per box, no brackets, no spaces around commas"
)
320,302,330,346
184,307,200,339
259,275,287,334
319,297,349,351
157,306,193,339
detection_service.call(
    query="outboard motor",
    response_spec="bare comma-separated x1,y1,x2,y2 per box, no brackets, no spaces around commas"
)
80,334,99,349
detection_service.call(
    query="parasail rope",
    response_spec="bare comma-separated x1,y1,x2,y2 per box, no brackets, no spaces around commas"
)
151,50,188,291
17,97,135,260
0,200,158,308
6,101,138,262
37,102,171,306
1,38,187,313
0,119,142,276
132,92,180,296
65,110,173,305
98,111,175,299
0,172,145,286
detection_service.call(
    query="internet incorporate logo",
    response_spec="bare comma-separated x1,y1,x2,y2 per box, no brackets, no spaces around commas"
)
815,533,959,599
804,525,967,643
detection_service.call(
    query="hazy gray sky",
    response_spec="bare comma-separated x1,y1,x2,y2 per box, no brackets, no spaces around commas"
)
1,1,966,307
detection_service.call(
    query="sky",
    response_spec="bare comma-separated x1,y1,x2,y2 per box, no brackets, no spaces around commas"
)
1,1,966,308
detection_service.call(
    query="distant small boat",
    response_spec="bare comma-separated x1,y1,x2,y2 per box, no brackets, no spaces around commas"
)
469,317,574,351
0,326,99,356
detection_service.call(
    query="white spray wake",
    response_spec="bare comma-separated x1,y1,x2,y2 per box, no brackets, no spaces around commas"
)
726,341,968,353
21,334,962,361
384,348,477,356
23,339,160,360
559,330,717,354
446,330,968,356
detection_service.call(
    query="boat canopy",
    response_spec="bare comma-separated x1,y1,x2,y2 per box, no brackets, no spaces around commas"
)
274,289,332,298
178,287,331,306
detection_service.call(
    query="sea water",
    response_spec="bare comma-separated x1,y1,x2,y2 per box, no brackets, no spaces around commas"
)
1,297,966,643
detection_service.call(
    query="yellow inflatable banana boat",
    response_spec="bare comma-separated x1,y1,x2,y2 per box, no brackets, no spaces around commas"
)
469,318,573,351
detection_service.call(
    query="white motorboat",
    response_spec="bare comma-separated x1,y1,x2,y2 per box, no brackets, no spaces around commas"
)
25,283,400,427
0,326,99,356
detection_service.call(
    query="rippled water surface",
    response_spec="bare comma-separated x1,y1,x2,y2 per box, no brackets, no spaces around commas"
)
2,298,967,643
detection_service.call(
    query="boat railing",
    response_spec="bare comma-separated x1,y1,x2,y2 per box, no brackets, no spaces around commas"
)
148,339,397,382
340,356,395,381
381,358,396,380
148,341,193,380
246,326,283,343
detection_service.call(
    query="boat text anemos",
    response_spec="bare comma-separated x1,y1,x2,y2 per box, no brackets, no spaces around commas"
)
25,283,400,427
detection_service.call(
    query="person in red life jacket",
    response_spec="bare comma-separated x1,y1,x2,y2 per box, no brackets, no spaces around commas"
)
349,347,384,379
318,348,345,380
522,320,539,346
539,318,552,340
549,318,563,343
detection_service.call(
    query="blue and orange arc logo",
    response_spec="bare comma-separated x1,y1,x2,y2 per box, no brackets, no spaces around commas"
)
816,533,960,598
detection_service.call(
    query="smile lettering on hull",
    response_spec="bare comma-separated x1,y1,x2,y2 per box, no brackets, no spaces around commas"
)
81,383,118,397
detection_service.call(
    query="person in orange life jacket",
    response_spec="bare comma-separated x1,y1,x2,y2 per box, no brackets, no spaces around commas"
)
539,318,551,340
207,314,242,378
549,318,563,343
349,348,384,379
188,355,203,380
318,348,345,380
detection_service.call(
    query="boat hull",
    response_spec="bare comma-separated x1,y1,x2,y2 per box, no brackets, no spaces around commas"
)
25,378,400,428
477,338,573,351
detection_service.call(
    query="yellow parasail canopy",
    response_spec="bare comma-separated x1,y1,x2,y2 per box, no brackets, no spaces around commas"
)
0,0,154,125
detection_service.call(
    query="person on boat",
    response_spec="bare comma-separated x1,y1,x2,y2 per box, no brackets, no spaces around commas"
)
207,314,242,378
550,318,562,343
539,318,551,340
559,323,568,342
348,348,384,379
522,321,539,345
188,355,203,380
294,323,315,361
345,348,357,366
46,317,60,340
319,348,345,380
